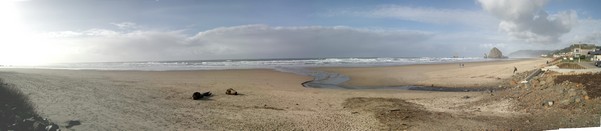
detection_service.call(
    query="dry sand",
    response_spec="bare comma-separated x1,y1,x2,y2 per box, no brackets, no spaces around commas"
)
0,58,558,130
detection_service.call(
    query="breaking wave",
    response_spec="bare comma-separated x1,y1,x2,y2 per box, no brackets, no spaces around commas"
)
6,57,491,71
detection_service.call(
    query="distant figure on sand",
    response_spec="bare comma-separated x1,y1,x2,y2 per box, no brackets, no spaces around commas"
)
513,67,518,74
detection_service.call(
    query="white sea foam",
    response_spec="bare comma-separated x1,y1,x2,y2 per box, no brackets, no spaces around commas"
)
6,57,492,71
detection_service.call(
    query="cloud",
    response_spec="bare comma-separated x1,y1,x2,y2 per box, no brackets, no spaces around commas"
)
4,24,530,64
35,25,441,62
479,43,508,49
478,0,578,44
41,29,120,38
111,22,139,30
562,19,601,44
185,25,437,58
323,5,497,28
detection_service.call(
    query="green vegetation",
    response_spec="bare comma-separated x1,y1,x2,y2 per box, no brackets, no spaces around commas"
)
560,56,592,62
508,50,553,58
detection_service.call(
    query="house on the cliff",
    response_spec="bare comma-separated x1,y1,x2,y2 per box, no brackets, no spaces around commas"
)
572,47,596,56
589,49,601,61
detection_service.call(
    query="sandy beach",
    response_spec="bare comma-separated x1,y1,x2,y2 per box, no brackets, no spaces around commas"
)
2,58,599,130
318,58,550,88
6,0,601,130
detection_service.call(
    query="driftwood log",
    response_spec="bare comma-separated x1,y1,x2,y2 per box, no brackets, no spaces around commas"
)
192,92,203,100
193,91,213,100
202,91,212,97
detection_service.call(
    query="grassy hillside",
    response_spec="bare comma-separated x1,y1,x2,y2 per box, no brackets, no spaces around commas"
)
508,50,553,58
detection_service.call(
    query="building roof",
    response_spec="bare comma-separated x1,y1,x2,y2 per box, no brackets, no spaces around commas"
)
589,50,601,55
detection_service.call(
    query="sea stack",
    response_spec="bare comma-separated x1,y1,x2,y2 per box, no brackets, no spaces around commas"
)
486,47,504,58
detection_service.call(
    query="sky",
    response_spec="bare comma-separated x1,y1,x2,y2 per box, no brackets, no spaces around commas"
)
1,0,601,65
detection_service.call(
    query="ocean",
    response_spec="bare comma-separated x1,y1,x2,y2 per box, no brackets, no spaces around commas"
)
10,57,491,71
1,57,499,91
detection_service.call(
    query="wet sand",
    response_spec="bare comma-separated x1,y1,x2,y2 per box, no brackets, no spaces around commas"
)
0,58,552,130
317,58,550,88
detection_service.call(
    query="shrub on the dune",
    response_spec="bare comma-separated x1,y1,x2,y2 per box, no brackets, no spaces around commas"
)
0,78,59,130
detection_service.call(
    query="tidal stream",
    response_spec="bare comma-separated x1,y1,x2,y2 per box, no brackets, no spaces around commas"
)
275,67,493,92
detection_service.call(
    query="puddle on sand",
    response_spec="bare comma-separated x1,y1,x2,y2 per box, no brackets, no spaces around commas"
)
302,80,492,92
276,67,493,92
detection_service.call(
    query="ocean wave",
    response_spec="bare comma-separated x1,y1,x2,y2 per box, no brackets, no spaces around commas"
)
7,57,489,71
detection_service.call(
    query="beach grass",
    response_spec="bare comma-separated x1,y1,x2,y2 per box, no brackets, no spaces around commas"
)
0,78,41,130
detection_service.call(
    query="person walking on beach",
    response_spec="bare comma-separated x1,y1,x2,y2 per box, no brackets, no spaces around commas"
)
513,66,518,74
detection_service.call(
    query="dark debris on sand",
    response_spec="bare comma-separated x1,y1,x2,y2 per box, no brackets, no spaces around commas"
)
192,91,213,100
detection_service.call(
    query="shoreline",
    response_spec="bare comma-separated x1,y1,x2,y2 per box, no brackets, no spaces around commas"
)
1,58,547,90
315,58,550,88
0,57,526,72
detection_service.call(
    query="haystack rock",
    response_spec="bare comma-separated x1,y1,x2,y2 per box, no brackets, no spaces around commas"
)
487,47,504,58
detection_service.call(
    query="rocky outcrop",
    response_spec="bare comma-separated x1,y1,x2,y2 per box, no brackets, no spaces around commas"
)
486,47,504,58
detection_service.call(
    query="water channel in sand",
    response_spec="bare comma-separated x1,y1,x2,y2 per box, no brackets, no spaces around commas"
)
274,67,494,92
